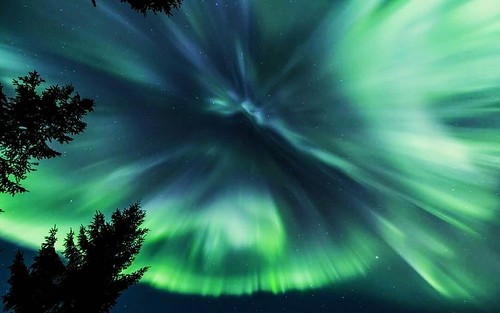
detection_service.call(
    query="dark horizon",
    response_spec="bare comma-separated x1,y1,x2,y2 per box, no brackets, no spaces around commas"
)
0,240,494,313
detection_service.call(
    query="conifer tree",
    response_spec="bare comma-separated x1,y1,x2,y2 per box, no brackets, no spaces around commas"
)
29,228,65,312
0,72,94,195
2,251,34,313
63,203,149,313
91,0,183,16
2,203,149,313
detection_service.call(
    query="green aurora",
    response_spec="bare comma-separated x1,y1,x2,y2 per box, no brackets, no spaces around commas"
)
0,0,499,307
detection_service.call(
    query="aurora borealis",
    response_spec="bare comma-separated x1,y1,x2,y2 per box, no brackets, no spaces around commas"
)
0,0,499,312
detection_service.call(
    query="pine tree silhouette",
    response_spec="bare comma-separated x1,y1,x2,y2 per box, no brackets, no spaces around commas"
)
29,227,66,312
0,72,94,195
91,0,182,16
64,203,149,312
2,251,36,313
3,203,149,313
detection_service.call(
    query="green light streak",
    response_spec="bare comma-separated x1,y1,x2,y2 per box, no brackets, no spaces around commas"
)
0,0,498,303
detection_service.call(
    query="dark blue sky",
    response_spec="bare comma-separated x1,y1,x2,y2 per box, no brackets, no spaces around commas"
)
0,1,499,312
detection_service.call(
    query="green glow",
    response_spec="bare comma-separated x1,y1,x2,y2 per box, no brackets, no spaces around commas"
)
143,228,376,295
0,0,498,303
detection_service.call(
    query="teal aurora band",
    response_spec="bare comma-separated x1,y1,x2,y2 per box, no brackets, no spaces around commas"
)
0,0,499,305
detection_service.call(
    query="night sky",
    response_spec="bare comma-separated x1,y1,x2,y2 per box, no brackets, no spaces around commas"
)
0,0,499,312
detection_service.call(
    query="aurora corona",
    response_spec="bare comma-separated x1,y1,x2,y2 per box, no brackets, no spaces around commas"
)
0,0,499,306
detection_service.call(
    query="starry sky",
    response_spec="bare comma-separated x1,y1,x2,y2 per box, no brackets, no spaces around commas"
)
0,0,499,312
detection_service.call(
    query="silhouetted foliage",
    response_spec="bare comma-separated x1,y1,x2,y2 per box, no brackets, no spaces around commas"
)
0,72,94,195
91,0,183,16
29,227,66,312
3,203,149,313
2,251,35,313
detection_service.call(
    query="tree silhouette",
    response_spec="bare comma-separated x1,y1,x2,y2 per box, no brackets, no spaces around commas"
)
29,227,66,312
91,0,183,16
3,202,149,313
2,251,35,313
0,72,94,195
